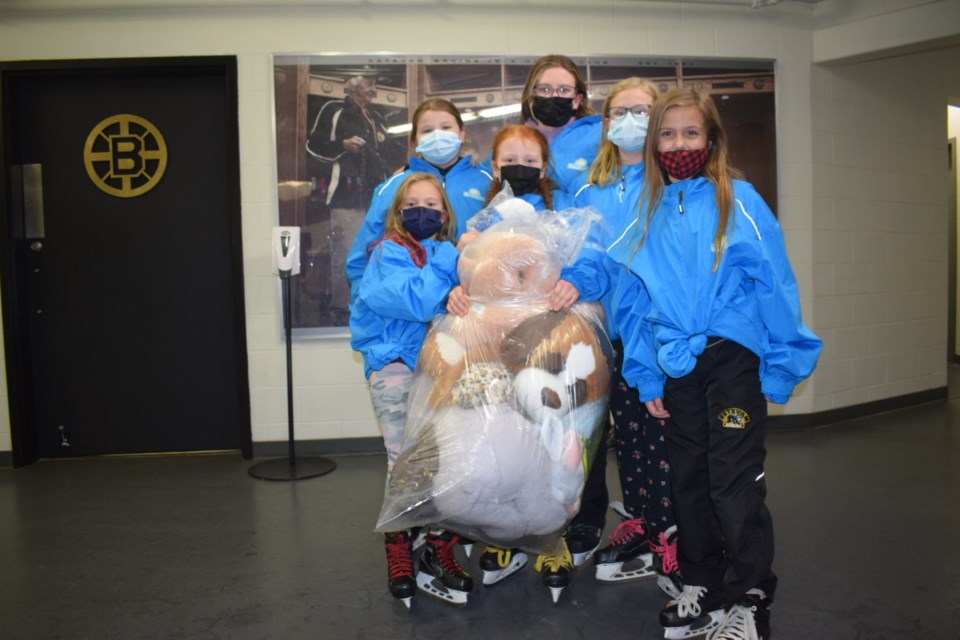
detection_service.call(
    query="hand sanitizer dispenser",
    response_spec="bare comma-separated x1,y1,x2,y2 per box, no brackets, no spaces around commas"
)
272,226,301,278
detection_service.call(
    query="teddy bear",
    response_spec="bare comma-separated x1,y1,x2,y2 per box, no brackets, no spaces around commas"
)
376,206,612,553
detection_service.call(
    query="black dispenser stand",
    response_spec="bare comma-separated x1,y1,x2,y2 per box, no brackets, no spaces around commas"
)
249,275,336,481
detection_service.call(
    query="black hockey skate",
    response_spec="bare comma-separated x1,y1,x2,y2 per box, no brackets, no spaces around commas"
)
383,531,416,610
479,546,528,586
650,525,684,599
708,589,770,640
416,529,473,606
534,537,574,604
594,501,656,583
566,522,603,568
660,584,726,640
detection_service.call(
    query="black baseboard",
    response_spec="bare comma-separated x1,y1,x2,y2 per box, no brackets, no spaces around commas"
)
247,387,950,458
251,437,385,459
768,386,947,430
0,450,11,467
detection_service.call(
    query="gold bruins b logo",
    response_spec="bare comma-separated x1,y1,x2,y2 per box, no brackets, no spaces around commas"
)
719,407,750,429
84,114,167,198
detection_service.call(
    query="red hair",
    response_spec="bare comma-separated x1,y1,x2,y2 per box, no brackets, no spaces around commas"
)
485,124,555,209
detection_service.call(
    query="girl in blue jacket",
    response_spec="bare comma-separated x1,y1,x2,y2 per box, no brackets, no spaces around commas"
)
345,98,493,288
446,123,586,600
607,88,822,640
519,54,603,195
571,77,683,599
349,172,471,609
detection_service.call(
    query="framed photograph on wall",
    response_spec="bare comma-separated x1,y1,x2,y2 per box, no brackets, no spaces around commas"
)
272,53,776,334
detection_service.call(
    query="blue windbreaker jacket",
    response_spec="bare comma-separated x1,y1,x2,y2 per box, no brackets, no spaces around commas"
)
349,238,460,379
568,162,647,340
345,155,492,285
606,177,822,404
548,114,602,195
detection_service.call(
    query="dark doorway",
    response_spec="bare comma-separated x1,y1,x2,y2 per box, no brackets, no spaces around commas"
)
1,57,251,465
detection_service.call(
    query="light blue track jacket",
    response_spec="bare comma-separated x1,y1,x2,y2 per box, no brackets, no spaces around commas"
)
345,155,492,285
548,115,602,195
568,162,647,340
349,239,460,379
606,177,822,404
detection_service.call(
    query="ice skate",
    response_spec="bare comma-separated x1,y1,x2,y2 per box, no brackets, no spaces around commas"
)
416,529,473,606
565,521,603,568
383,531,416,610
459,536,475,559
707,589,770,640
594,502,655,583
410,526,427,552
479,546,528,586
534,537,574,604
660,584,726,639
651,525,684,599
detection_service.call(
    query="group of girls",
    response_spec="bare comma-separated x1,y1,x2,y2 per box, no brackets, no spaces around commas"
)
348,54,820,640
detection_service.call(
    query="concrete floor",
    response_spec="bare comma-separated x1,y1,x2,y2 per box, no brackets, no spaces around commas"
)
3,381,960,639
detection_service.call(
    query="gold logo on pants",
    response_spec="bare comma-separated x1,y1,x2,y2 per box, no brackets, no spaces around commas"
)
719,407,750,429
84,114,167,198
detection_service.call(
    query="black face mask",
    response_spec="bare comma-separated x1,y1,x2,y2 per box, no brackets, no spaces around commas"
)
531,96,575,127
499,164,542,197
400,206,444,240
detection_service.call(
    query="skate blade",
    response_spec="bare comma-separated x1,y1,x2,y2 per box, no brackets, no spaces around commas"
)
400,596,412,610
595,554,657,583
548,586,564,604
657,574,683,599
481,554,529,586
416,572,469,607
662,610,725,639
462,542,473,559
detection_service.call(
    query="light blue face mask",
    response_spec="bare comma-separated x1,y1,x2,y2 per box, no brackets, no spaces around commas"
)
606,112,649,154
415,129,462,166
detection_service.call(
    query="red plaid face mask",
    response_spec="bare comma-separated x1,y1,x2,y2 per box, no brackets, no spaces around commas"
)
656,148,710,180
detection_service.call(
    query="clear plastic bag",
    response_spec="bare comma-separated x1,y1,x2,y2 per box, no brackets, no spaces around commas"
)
376,211,612,554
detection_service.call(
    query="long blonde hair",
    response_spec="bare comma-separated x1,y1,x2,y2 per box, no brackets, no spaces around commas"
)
638,88,741,270
587,77,660,188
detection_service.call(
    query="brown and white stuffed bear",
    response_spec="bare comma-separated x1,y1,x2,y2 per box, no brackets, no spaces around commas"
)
377,209,611,553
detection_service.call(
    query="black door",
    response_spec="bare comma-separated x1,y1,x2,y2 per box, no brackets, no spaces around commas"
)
1,58,251,463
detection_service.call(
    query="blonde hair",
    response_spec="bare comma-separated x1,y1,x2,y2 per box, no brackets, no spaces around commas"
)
638,87,741,270
385,173,458,244
587,77,660,188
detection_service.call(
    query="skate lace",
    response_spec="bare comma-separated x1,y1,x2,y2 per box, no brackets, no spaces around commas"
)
674,585,707,618
434,535,467,575
609,518,646,546
485,546,514,569
384,535,413,580
534,540,573,573
706,604,759,640
651,530,679,574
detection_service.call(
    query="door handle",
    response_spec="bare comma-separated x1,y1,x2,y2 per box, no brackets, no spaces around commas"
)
12,163,46,239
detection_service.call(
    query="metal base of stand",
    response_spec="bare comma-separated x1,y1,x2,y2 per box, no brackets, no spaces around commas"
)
248,456,337,481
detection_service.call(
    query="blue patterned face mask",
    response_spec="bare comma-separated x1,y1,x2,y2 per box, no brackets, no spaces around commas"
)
606,112,649,153
400,206,444,240
415,129,462,166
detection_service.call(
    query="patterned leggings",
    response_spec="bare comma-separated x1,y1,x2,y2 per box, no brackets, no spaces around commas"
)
609,340,676,543
368,361,414,475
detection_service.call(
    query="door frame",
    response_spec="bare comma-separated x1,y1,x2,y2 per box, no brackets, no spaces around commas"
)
0,56,252,467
